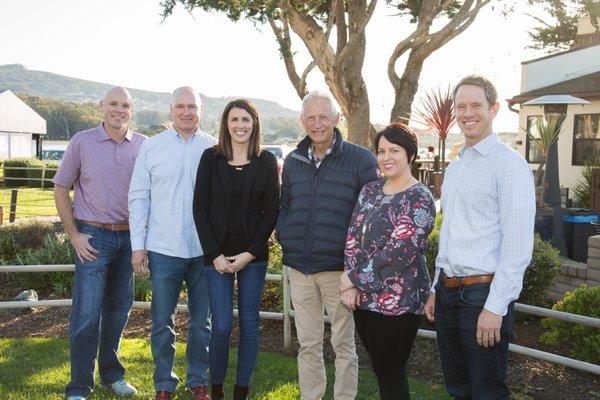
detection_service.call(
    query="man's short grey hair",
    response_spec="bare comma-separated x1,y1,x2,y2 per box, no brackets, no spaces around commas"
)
301,91,339,118
171,86,202,107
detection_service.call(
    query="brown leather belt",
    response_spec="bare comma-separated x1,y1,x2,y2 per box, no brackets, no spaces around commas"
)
78,220,130,231
442,273,494,288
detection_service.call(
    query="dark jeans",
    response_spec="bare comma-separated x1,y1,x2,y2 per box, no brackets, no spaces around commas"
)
205,261,268,387
65,223,134,398
148,251,211,393
354,308,421,400
434,281,515,400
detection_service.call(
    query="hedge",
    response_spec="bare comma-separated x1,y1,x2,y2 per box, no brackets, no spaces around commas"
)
1,158,57,187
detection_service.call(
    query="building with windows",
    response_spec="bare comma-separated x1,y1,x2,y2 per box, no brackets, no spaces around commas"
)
0,89,46,160
509,14,600,188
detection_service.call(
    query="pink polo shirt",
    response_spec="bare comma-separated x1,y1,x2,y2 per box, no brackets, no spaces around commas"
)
53,124,146,224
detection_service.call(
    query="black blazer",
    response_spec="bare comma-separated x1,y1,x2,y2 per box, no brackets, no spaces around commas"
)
193,147,280,260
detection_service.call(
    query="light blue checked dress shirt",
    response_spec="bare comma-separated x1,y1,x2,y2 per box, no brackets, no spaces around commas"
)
432,133,536,316
128,128,217,258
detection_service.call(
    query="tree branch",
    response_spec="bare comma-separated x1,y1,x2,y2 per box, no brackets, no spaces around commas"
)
299,0,337,87
267,13,306,98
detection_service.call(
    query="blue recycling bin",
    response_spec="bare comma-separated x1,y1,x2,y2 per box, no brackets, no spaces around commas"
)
563,208,599,262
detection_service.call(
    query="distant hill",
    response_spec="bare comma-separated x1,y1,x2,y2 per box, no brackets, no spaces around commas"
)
0,64,299,120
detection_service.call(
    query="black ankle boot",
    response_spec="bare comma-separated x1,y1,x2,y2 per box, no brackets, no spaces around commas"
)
211,384,225,400
233,385,249,400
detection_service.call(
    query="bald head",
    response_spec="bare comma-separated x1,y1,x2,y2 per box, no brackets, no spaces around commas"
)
103,86,133,103
171,86,203,136
100,86,133,134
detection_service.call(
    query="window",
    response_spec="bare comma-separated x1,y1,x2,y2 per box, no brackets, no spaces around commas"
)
525,115,543,163
573,113,600,166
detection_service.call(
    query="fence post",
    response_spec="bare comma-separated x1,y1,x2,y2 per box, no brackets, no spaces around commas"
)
9,189,17,223
41,164,46,188
0,206,3,225
283,265,292,352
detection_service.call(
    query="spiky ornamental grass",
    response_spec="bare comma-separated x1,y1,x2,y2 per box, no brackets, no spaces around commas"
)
413,86,456,175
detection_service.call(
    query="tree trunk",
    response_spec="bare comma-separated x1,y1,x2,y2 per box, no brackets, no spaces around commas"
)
390,51,425,123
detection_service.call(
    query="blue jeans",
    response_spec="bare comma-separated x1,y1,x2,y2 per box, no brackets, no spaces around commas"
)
148,251,211,393
434,280,515,400
205,261,267,387
65,223,134,398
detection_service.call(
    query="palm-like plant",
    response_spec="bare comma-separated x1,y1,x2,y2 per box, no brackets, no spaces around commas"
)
413,86,456,174
527,116,563,187
526,116,564,210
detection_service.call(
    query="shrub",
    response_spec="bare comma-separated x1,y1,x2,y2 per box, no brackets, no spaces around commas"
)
2,158,37,187
0,234,19,264
135,275,152,302
14,234,74,295
262,242,284,312
540,285,600,364
424,216,559,306
519,234,561,306
41,160,60,188
0,219,57,261
425,213,443,279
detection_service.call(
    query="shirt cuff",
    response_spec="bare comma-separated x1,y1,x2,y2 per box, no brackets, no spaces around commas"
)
484,295,508,317
430,268,441,293
130,237,146,252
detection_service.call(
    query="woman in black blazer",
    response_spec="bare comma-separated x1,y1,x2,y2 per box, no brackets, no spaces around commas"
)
193,98,279,400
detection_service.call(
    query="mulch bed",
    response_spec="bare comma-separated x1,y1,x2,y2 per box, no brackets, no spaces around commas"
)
1,304,598,400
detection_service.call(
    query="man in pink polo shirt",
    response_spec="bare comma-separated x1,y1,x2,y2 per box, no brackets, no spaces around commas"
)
53,86,146,400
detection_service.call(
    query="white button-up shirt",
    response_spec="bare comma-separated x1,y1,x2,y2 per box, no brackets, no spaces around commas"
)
432,133,536,316
128,128,217,258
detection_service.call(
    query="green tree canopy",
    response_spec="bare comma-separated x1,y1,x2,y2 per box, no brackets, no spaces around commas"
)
527,0,600,52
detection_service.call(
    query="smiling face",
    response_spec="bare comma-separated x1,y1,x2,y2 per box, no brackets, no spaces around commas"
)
171,88,202,136
377,135,410,180
454,84,499,146
227,107,254,146
300,99,339,148
100,87,132,132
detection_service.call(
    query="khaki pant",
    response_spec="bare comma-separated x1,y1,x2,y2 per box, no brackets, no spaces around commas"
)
290,268,358,400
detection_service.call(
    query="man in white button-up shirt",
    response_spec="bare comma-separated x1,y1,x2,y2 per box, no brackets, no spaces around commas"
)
128,87,216,400
424,75,535,400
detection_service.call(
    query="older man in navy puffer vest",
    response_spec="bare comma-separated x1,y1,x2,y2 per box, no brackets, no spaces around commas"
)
276,91,378,400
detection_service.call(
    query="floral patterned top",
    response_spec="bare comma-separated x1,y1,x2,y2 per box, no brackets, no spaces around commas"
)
344,180,436,316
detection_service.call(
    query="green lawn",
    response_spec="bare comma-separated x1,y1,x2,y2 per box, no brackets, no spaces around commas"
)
0,338,450,399
0,188,58,221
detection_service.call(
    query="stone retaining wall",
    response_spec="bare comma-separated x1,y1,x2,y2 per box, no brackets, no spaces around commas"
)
549,235,600,301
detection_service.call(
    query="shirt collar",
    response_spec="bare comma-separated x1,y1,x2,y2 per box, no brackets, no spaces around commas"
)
308,135,337,163
95,123,132,142
171,127,199,141
459,133,499,157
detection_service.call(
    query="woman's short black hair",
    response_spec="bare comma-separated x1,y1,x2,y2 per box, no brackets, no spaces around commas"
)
373,122,418,164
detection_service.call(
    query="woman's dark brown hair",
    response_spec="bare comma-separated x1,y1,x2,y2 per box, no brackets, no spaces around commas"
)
216,98,262,160
373,122,418,164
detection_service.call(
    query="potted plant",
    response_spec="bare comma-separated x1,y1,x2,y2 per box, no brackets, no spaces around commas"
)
526,116,563,238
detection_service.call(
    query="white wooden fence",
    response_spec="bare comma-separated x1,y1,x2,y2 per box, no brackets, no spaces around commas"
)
0,264,599,375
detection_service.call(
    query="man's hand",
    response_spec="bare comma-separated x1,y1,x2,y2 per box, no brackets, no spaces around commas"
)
69,231,99,263
424,293,435,322
213,254,233,274
226,252,256,273
476,308,503,348
339,271,354,292
340,288,361,310
131,250,148,276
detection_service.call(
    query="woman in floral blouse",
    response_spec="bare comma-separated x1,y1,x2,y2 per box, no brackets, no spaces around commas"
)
340,122,435,400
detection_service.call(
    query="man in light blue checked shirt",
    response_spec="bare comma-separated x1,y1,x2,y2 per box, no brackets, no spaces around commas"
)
128,87,216,400
424,75,535,400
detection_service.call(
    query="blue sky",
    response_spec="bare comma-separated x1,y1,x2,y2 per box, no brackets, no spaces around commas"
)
0,0,549,131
